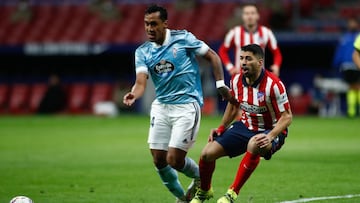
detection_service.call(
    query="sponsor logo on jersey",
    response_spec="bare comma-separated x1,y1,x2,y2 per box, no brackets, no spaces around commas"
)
240,102,267,114
154,60,175,75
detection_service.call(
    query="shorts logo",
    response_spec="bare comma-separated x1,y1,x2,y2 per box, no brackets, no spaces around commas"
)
154,60,175,76
150,116,155,127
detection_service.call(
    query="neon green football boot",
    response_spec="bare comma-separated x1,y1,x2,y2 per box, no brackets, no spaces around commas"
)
217,189,237,203
190,187,214,203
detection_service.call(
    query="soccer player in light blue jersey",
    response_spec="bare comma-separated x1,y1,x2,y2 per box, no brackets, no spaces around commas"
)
123,4,234,203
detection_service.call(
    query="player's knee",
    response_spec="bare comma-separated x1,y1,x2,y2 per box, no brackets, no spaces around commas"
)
166,155,183,170
200,148,216,162
247,137,260,153
201,142,225,162
152,156,168,169
247,136,270,155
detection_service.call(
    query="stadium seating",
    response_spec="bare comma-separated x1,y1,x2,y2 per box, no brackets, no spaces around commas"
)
0,2,237,45
339,6,360,19
0,81,118,114
0,84,10,113
1,0,357,46
67,83,91,113
288,93,312,115
8,83,30,114
28,83,47,113
89,82,114,110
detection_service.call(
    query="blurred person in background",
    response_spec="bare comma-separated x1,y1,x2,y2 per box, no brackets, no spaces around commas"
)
11,0,32,22
352,31,360,117
89,0,121,21
218,3,282,77
174,0,198,11
332,17,360,117
38,74,67,114
122,5,234,203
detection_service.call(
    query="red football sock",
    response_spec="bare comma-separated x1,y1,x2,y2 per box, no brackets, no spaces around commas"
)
199,158,215,191
230,151,260,194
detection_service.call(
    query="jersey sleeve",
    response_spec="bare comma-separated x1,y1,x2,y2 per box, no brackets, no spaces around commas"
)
273,81,290,112
265,27,282,67
134,48,148,75
354,34,360,51
218,28,235,70
184,31,209,56
229,74,240,98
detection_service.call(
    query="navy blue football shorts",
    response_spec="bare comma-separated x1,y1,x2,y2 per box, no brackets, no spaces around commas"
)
214,121,288,160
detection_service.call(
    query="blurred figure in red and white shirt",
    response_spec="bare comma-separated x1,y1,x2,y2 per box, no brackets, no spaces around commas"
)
219,3,282,76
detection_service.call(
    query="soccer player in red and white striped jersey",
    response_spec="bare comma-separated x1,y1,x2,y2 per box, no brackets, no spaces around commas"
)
190,44,292,203
218,3,282,76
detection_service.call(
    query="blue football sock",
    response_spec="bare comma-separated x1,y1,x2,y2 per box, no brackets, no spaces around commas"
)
156,165,185,198
180,157,200,179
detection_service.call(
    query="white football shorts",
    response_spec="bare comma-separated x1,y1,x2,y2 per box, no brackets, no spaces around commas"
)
148,99,201,152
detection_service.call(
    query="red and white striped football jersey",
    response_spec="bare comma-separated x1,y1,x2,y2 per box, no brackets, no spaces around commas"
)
230,69,290,132
219,25,282,72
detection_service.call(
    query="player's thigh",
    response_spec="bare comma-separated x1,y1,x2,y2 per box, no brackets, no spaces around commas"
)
148,101,171,150
214,121,253,158
169,102,201,152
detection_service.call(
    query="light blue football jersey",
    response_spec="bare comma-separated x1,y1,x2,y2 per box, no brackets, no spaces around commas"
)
135,29,209,107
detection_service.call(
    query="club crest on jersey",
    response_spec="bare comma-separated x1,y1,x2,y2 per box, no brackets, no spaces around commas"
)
257,92,265,102
154,60,175,76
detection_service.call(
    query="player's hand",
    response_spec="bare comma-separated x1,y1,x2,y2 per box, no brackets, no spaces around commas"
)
229,68,239,76
270,64,280,76
217,86,239,106
254,133,271,149
123,92,136,106
208,125,225,142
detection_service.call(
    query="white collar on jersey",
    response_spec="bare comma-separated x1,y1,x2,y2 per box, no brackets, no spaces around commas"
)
152,29,170,47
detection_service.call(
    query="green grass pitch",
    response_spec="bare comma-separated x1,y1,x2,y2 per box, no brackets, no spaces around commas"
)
0,115,359,203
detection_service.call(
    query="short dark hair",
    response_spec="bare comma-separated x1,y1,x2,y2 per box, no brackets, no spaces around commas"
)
145,4,168,21
241,44,264,59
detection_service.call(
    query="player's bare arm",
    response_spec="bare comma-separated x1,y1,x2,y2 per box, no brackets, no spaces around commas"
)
270,64,280,76
202,48,223,81
123,73,147,106
220,102,239,128
267,109,292,140
208,102,239,141
202,48,237,104
254,109,292,149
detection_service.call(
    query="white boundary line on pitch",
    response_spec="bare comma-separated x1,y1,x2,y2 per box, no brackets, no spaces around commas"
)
279,194,360,203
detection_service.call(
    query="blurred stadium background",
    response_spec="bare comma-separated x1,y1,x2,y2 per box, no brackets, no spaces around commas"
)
0,0,359,116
